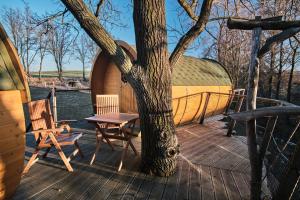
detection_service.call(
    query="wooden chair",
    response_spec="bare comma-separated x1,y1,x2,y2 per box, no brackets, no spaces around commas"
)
23,99,83,174
93,94,120,151
96,94,119,115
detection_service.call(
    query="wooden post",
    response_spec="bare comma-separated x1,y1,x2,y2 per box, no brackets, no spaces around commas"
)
227,89,245,136
225,89,235,114
52,82,57,125
199,92,210,124
246,17,263,200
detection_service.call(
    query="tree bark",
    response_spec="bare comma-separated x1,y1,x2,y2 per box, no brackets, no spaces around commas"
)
287,48,297,102
82,60,86,81
228,18,300,30
61,0,179,176
247,24,263,200
275,43,284,99
38,59,43,80
133,0,178,176
268,46,275,98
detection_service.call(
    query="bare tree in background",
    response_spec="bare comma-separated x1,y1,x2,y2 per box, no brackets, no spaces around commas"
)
2,5,38,75
36,24,49,80
74,33,92,81
48,22,74,81
287,37,299,102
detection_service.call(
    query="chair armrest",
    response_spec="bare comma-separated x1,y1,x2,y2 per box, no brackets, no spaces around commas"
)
30,127,64,135
57,120,77,124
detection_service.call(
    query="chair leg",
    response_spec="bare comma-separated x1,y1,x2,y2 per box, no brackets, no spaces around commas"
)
42,146,52,158
74,141,84,158
23,149,40,174
49,134,74,172
117,141,130,172
90,138,101,165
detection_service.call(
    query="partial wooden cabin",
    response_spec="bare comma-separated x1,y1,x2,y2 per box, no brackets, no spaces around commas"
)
90,41,232,126
0,23,30,200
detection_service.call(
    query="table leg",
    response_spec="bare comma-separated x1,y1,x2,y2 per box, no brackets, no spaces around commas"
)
117,141,130,172
90,135,101,165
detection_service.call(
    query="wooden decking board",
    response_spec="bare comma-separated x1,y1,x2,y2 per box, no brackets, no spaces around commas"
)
192,136,238,165
231,172,250,199
133,174,154,200
88,156,125,200
161,158,183,200
210,167,228,200
32,145,117,200
96,156,139,200
146,175,167,200
201,166,215,200
176,158,190,200
197,136,237,165
14,119,264,200
221,169,241,200
188,164,201,200
121,171,147,200
14,157,71,200
210,139,249,173
106,160,140,200
179,131,219,154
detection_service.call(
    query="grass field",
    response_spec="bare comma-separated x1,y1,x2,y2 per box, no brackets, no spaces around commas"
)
31,71,91,79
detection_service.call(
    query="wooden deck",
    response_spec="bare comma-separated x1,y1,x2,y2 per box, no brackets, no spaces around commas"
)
14,119,259,200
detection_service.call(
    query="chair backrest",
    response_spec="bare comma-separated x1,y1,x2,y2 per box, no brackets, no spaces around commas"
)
28,99,55,131
96,95,119,115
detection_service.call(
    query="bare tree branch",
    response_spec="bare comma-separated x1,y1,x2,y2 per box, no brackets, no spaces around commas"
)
33,9,68,30
60,0,132,75
169,0,213,67
94,0,105,17
228,18,300,30
258,27,300,58
177,0,199,21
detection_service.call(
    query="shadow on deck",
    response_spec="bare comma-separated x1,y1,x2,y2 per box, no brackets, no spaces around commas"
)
14,118,261,200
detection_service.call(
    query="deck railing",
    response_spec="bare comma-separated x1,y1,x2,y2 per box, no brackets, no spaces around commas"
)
230,104,300,199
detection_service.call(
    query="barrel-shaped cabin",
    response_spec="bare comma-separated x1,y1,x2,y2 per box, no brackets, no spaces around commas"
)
90,41,232,126
0,23,30,199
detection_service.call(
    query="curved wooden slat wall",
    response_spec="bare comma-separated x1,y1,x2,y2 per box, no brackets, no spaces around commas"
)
90,41,232,126
0,23,29,199
0,91,25,200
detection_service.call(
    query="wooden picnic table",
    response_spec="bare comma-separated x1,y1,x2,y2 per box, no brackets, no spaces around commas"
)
85,113,139,171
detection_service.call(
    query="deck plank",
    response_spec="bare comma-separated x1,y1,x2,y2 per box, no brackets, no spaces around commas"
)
201,166,215,200
14,119,261,200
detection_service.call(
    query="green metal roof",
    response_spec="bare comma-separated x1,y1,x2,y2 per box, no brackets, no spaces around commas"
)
0,38,25,91
173,56,232,86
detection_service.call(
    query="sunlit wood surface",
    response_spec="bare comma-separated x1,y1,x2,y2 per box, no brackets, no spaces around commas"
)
14,118,266,200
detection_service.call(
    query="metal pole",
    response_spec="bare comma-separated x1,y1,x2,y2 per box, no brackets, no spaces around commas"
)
52,82,57,125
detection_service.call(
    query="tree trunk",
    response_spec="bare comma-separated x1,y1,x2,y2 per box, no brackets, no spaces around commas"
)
287,48,297,102
61,0,179,177
275,43,284,99
82,61,86,81
134,85,178,176
38,59,43,80
133,0,178,176
58,66,63,81
247,25,263,200
268,46,275,98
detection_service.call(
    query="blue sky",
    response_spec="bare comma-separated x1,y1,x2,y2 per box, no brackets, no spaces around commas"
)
0,0,204,72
